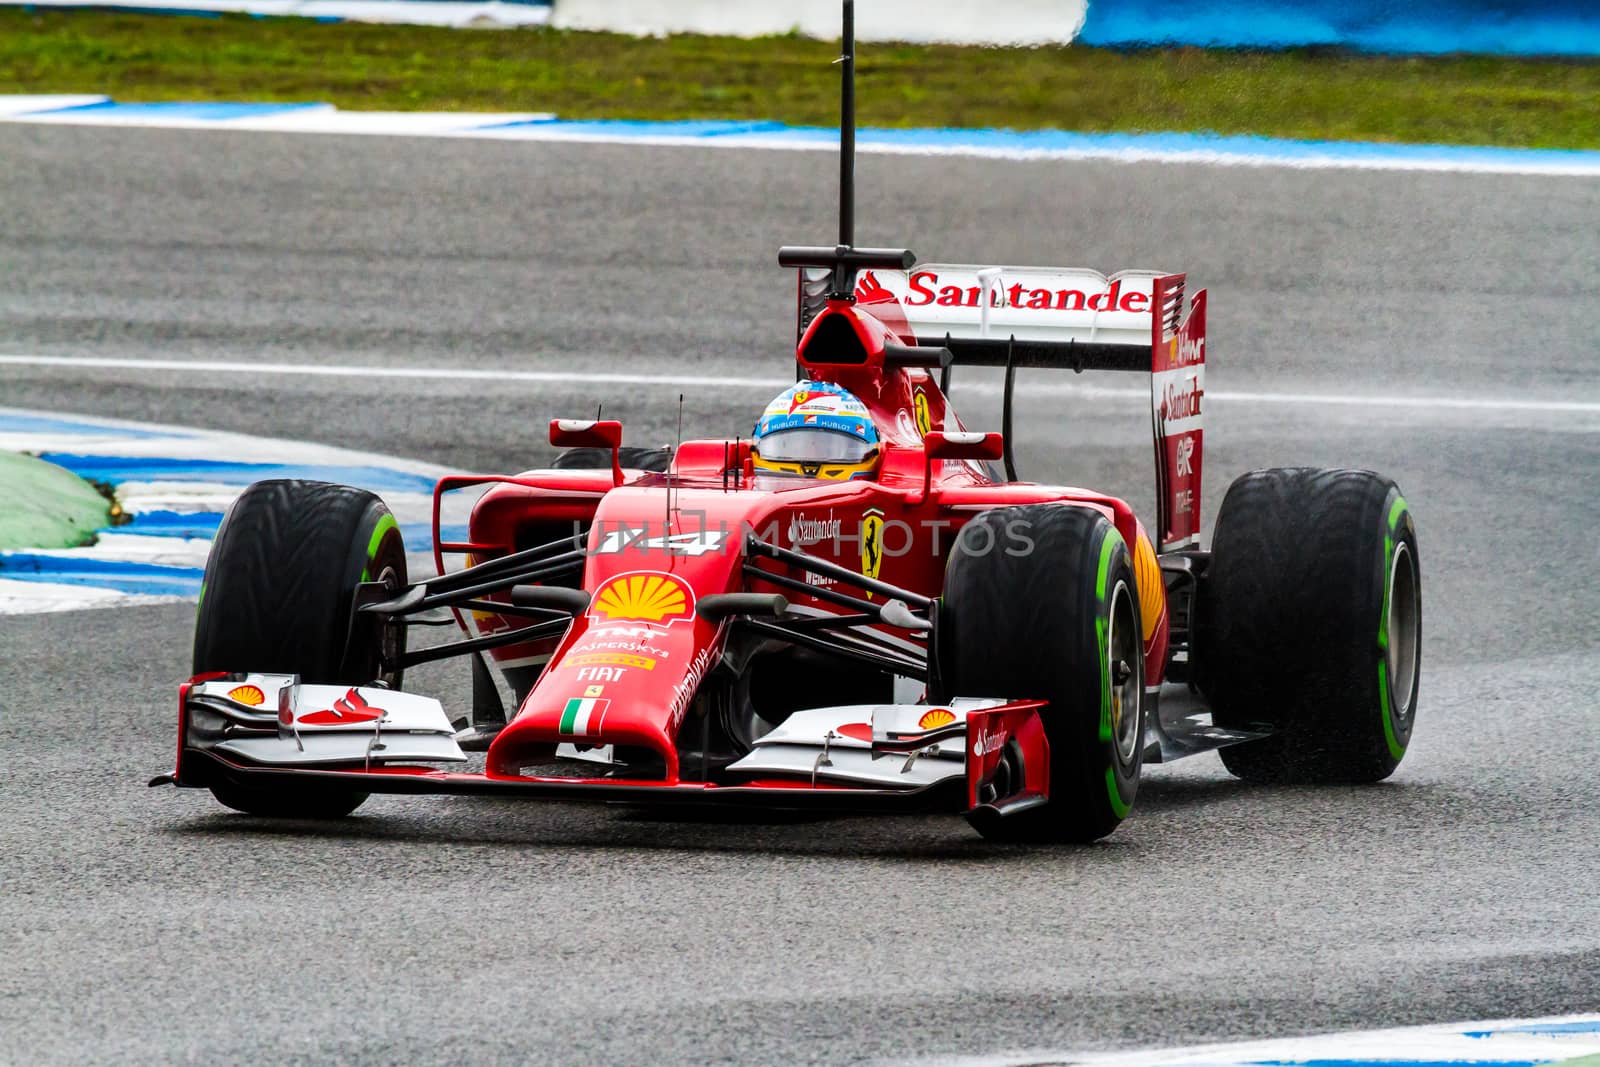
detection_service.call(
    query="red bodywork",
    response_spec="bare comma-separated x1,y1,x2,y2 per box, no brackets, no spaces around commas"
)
446,288,1193,785
171,275,1206,817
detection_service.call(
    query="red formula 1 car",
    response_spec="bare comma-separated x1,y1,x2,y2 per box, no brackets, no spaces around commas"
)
155,6,1422,843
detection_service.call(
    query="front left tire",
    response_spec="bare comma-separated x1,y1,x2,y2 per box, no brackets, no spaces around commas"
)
940,503,1144,843
192,478,407,817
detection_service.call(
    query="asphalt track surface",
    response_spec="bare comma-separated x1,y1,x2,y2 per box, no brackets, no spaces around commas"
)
2,125,1599,1065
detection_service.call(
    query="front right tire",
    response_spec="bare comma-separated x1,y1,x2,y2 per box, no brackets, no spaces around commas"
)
192,479,406,818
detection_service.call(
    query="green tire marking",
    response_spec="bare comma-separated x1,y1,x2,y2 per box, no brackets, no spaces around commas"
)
1377,494,1409,760
1095,528,1128,807
1096,616,1111,742
197,579,207,611
1387,494,1408,531
361,512,399,582
1094,528,1123,601
1378,635,1405,761
1105,766,1130,818
1379,530,1392,652
1094,529,1123,741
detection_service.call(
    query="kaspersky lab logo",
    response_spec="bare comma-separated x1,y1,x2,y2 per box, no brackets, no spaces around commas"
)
860,509,885,582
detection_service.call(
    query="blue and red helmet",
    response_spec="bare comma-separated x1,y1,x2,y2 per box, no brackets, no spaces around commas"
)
751,381,880,480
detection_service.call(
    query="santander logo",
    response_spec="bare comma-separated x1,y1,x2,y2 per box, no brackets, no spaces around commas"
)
1161,375,1203,421
904,271,1150,314
298,688,383,726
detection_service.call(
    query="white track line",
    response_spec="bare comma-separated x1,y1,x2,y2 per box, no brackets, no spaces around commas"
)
5,353,1598,417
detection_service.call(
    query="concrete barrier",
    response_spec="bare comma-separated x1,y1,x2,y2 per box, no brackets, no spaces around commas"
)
550,0,1088,45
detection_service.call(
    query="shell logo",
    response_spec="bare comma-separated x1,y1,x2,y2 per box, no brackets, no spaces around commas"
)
591,572,694,625
228,684,266,706
918,708,956,730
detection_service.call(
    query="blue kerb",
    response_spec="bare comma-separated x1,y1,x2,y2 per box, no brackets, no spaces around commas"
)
38,454,440,495
41,100,329,120
10,97,1600,169
483,117,790,136
112,511,225,539
1239,1060,1560,1067
0,554,204,597
97,516,465,549
402,523,468,547
504,119,1600,171
0,412,184,438
1464,1020,1600,1038
1077,0,1600,56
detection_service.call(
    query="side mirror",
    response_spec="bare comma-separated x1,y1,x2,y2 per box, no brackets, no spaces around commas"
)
922,430,1004,501
549,419,624,485
924,430,1004,462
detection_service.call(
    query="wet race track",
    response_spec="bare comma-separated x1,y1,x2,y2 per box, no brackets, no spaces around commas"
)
2,125,1598,1064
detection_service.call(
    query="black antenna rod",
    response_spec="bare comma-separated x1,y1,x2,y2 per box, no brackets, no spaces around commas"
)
775,2,913,299
839,0,855,249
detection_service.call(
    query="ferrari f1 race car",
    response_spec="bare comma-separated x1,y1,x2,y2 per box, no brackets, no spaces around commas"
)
154,4,1422,843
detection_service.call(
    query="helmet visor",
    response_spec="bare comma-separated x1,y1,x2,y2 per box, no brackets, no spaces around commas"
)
755,428,877,464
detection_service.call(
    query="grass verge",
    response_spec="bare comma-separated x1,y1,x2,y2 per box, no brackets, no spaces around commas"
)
4,9,1600,148
0,452,112,551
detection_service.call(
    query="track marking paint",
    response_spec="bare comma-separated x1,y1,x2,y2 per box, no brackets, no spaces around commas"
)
0,409,478,615
6,96,1600,177
5,353,1596,417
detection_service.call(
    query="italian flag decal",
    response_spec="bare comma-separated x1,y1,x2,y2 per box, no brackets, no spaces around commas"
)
559,697,608,736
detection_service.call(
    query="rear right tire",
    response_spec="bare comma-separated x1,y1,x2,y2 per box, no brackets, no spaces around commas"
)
1196,467,1421,783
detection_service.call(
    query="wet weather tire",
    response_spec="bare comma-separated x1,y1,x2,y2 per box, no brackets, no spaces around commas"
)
1196,468,1420,784
192,479,408,818
940,504,1143,843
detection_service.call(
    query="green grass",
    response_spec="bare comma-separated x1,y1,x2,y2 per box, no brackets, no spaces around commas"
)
5,9,1600,148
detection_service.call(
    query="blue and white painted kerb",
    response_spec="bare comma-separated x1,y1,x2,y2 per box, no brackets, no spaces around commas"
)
973,1015,1600,1067
5,95,1600,178
0,408,472,615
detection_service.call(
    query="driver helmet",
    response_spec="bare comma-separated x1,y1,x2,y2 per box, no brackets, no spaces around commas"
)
751,381,881,480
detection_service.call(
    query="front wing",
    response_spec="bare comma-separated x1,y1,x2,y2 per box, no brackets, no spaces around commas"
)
157,674,1050,819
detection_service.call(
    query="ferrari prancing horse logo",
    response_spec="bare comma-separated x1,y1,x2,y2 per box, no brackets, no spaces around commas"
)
860,510,885,583
912,391,933,438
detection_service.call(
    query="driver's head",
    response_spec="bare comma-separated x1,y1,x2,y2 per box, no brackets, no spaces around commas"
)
751,381,880,480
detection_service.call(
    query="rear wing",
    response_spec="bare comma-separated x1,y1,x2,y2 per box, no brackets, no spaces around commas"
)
795,263,1207,550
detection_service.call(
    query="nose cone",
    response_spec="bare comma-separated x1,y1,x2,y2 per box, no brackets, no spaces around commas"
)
486,567,722,780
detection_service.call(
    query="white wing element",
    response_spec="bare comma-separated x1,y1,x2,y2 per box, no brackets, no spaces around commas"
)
188,674,466,766
725,699,1013,789
858,265,1170,347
